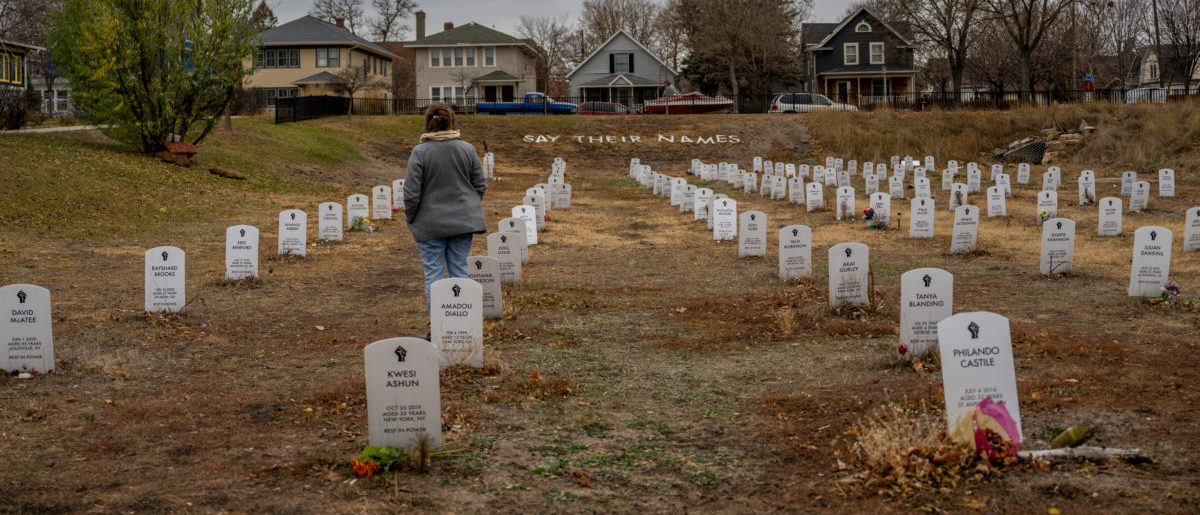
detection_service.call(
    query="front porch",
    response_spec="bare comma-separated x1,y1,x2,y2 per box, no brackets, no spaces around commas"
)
814,74,915,105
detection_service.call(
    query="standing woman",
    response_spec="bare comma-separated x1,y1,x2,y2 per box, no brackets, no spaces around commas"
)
403,102,487,329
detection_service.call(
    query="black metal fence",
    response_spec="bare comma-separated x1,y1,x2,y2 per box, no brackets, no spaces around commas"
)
273,87,1200,123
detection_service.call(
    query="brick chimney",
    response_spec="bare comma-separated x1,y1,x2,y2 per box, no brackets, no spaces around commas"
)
444,22,454,32
335,17,345,28
415,10,425,39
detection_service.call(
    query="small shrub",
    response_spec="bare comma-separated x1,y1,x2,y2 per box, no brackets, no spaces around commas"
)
0,88,39,130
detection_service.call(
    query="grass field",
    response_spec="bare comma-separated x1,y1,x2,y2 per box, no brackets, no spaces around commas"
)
0,110,1197,512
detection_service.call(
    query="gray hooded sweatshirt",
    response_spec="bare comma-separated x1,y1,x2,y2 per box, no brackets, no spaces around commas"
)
402,138,488,242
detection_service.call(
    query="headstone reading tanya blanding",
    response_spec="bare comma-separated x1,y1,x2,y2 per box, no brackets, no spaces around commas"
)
900,268,953,358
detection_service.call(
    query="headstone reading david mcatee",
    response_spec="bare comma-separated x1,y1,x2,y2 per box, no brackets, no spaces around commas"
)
909,197,934,238
487,232,522,284
347,194,370,227
277,209,307,257
468,256,502,319
1098,198,1123,236
1129,227,1172,297
950,206,978,254
779,225,812,280
0,284,54,374
318,202,343,241
372,185,392,220
145,246,185,313
937,312,1022,440
225,225,259,280
900,268,953,358
712,198,738,241
1185,207,1200,252
738,211,767,257
430,278,483,369
828,242,870,307
1040,218,1076,275
364,337,442,450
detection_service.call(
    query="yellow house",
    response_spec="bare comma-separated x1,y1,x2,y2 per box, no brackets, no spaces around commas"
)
244,15,398,106
0,38,40,90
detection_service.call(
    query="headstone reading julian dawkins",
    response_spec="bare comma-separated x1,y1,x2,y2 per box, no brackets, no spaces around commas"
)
0,284,54,373
145,246,185,313
900,268,953,358
1129,227,1172,297
937,312,1022,441
430,278,483,369
225,225,259,280
364,337,442,450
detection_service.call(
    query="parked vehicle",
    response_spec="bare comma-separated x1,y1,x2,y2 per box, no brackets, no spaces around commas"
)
768,92,857,113
476,92,578,115
579,101,634,115
1123,88,1167,104
644,92,734,114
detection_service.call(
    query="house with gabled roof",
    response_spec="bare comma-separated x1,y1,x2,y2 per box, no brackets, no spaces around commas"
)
802,8,916,104
405,17,544,105
244,15,399,106
0,38,40,91
567,30,677,108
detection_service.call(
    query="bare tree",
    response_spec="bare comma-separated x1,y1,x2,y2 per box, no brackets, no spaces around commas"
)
966,18,1021,93
1104,0,1148,86
369,0,417,42
309,0,365,35
656,0,688,71
518,14,574,95
894,0,983,98
982,0,1074,95
332,64,387,112
578,0,663,55
1157,0,1200,91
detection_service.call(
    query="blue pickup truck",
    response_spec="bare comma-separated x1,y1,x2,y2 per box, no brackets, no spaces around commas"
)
475,92,577,115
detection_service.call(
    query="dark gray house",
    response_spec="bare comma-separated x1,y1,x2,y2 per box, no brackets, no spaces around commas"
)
802,8,916,103
567,30,677,107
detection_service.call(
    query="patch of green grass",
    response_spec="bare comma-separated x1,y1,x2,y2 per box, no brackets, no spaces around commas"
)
627,419,689,437
546,488,581,502
531,457,570,476
529,442,589,456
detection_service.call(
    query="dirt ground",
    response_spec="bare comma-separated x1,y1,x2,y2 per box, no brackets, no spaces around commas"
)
1,114,1198,513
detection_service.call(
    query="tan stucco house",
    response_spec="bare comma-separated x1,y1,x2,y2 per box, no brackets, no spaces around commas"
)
405,17,543,104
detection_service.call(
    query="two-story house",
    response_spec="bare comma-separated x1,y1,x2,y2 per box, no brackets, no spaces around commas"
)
802,8,916,104
245,15,398,106
1133,46,1200,90
566,30,677,108
405,18,542,104
0,39,38,91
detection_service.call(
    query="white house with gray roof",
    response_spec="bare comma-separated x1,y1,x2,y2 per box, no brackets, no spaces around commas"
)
567,30,677,108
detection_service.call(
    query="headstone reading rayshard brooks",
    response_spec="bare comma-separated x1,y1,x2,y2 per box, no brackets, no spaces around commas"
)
392,179,405,209
828,242,870,307
497,218,529,262
1040,218,1076,275
468,256,502,319
512,205,538,245
739,211,767,257
1098,198,1123,236
901,268,953,358
1,284,54,374
937,312,1022,440
145,246,185,313
1159,169,1175,197
487,232,522,284
779,225,813,280
1185,207,1200,252
836,186,855,220
372,185,392,220
278,209,307,257
225,225,259,280
1129,181,1150,212
950,206,979,254
318,202,343,241
1129,227,1172,297
1121,171,1136,196
806,183,824,212
347,194,370,226
909,197,934,238
431,278,483,369
364,337,442,450
712,198,737,241
987,186,1006,217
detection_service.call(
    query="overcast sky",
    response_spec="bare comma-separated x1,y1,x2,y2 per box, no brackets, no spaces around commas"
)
268,0,849,39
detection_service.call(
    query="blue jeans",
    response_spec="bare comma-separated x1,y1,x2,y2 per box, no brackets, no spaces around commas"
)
416,233,473,313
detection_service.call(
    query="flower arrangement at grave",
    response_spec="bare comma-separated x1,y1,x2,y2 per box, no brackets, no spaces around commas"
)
1151,280,1198,308
863,208,886,230
1038,209,1049,225
348,216,376,233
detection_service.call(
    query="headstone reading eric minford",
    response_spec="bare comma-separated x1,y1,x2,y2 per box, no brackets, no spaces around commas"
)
225,225,259,280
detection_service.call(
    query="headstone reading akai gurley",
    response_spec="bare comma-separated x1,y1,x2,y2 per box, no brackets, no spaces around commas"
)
828,242,870,307
1040,218,1076,275
318,202,343,241
364,337,442,450
900,268,953,358
910,197,935,238
430,278,483,369
468,256,503,319
145,246,185,313
225,225,259,280
950,206,978,254
738,211,767,257
713,198,737,241
1098,197,1122,236
1129,227,1172,297
0,284,54,373
487,232,522,284
937,312,1022,441
278,209,307,257
347,194,370,226
372,185,393,220
779,225,812,280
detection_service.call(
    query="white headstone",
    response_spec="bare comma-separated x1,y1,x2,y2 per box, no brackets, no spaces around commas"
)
948,160,959,172
836,186,855,220
712,198,738,241
512,205,538,245
900,268,953,358
865,173,878,196
744,172,758,193
430,278,483,369
1041,171,1055,192
681,184,697,213
1040,218,1076,275
869,192,890,228
1048,167,1061,189
487,231,522,284
1159,169,1175,197
392,179,405,209
694,188,714,221
1077,170,1096,205
941,169,955,191
837,171,851,189
986,185,1006,217
318,202,343,241
552,184,572,209
950,205,979,254
1185,207,1200,252
483,152,496,179
806,183,824,212
347,194,370,226
670,177,686,206
738,211,767,257
753,156,763,172
1121,171,1136,196
277,209,307,257
497,218,529,262
1017,163,1030,184
888,175,904,199
1097,197,1123,236
467,256,502,319
1036,190,1058,225
909,197,935,238
709,194,727,230
788,177,805,205
1129,227,1172,297
0,284,54,373
914,177,932,199
925,156,935,170
949,183,967,212
372,185,393,219
779,225,813,280
225,225,259,280
828,243,870,307
995,173,1012,198
990,164,1003,181
1129,181,1150,212
145,247,185,313
966,169,982,193
772,175,787,201
937,312,1022,440
364,337,442,449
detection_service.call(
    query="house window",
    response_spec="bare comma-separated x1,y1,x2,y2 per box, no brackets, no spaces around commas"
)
261,87,298,107
316,47,340,67
869,42,884,65
430,48,440,67
872,79,886,97
844,43,859,66
856,21,871,32
0,54,9,83
1149,62,1158,80
465,48,476,66
256,48,299,68
484,47,495,66
431,86,441,101
454,48,463,66
614,53,630,73
441,48,451,66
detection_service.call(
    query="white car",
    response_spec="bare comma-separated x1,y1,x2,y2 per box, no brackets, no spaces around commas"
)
768,92,857,113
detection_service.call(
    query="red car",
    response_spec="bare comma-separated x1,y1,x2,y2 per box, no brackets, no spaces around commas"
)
578,101,634,115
